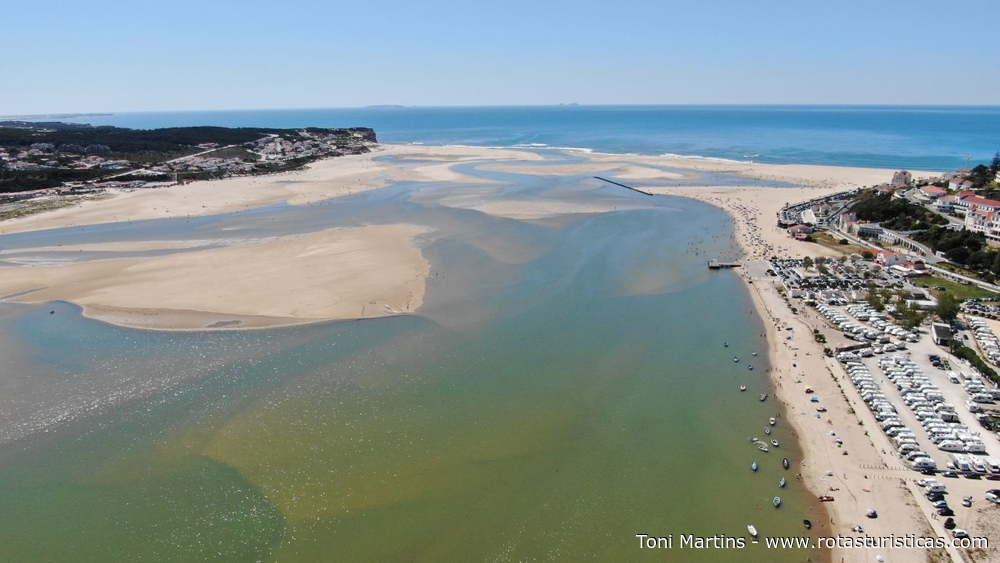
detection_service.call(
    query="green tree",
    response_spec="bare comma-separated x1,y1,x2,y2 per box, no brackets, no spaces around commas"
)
991,151,1000,176
869,291,885,312
935,292,960,323
899,303,925,329
802,256,814,269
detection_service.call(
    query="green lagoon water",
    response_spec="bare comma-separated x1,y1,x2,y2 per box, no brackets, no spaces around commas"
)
0,159,822,562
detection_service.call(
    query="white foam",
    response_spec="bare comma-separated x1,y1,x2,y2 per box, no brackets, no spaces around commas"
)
658,152,748,164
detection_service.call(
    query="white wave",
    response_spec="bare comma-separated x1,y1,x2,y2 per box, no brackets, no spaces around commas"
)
658,152,748,164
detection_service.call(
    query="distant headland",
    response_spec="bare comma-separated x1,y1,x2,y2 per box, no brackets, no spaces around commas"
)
0,121,377,196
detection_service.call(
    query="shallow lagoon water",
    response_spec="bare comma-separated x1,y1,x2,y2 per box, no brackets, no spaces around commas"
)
0,160,822,561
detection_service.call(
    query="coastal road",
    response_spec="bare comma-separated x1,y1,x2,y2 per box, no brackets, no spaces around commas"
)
99,144,239,181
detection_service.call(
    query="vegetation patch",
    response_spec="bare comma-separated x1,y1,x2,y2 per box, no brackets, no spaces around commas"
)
913,276,999,300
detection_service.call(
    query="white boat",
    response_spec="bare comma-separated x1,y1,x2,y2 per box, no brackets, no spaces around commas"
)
771,439,779,447
734,356,739,362
773,496,781,507
740,385,746,392
757,443,769,452
764,427,771,435
768,417,776,426
779,476,786,488
752,351,758,356
747,524,758,537
748,365,754,371
751,460,758,471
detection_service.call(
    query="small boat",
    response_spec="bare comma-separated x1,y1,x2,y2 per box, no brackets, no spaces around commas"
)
779,476,786,488
764,427,771,435
757,443,769,452
752,351,758,356
773,496,781,507
768,417,776,426
803,519,812,530
866,509,878,518
759,394,767,402
740,385,746,392
782,458,790,470
751,460,758,472
734,356,739,362
818,495,834,502
724,342,729,348
748,365,754,371
747,524,758,538
771,439,779,447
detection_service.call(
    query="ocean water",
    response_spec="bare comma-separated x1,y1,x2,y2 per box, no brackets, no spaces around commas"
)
55,104,1000,171
7,105,990,560
0,155,824,561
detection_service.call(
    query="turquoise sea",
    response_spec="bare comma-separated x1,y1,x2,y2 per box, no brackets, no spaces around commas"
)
57,105,1000,170
1,106,997,561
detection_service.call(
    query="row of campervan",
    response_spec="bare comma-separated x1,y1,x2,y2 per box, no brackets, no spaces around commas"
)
878,355,989,455
847,304,920,341
844,360,934,468
846,304,878,322
963,375,1000,405
818,304,918,349
947,453,1000,474
967,316,1000,365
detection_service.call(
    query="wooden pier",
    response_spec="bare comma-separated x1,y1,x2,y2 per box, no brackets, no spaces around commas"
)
708,259,741,269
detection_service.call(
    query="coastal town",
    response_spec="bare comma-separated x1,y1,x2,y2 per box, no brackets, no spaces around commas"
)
0,121,378,219
715,159,1000,562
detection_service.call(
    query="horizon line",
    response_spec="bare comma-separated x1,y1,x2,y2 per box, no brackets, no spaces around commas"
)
5,102,1000,119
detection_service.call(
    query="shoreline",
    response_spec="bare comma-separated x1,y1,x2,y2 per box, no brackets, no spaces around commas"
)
675,188,941,563
0,144,917,334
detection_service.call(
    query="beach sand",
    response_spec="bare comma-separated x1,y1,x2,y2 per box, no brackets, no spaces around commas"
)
0,225,429,330
672,177,985,562
0,145,959,560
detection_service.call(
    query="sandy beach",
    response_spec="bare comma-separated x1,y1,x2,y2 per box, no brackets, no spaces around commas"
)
0,144,973,560
669,165,995,562
0,224,430,330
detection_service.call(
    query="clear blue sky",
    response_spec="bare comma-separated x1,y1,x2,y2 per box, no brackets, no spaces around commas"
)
4,0,999,114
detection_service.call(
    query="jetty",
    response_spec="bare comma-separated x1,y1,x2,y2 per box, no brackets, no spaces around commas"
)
708,259,741,269
593,176,652,195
